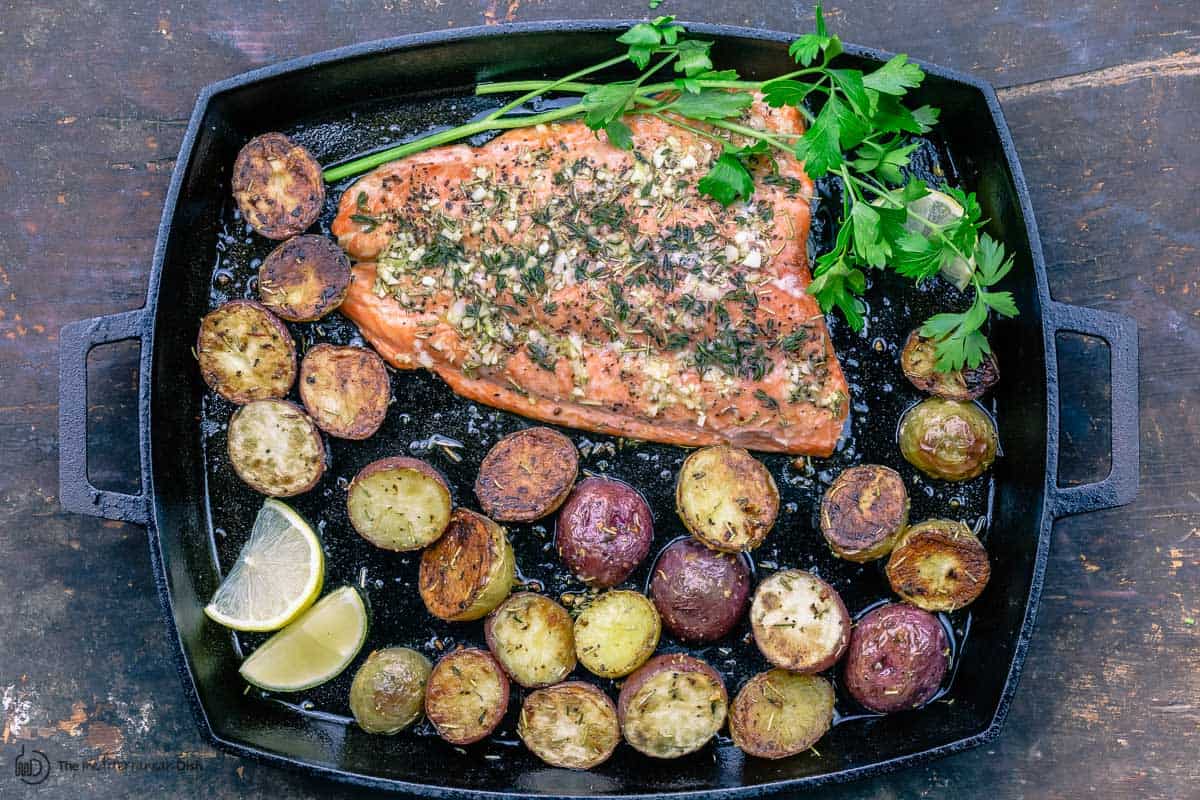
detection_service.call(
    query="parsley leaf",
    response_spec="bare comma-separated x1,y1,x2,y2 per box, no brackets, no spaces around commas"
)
668,89,753,119
698,151,755,206
761,78,819,108
863,54,925,95
673,39,715,76
580,82,638,129
604,119,634,150
794,95,845,178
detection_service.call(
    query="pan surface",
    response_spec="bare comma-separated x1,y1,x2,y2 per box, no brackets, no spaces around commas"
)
57,21,1139,798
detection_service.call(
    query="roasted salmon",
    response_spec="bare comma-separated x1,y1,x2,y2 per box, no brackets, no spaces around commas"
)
332,100,849,455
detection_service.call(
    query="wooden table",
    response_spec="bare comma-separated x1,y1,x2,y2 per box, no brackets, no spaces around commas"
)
1,1,1196,797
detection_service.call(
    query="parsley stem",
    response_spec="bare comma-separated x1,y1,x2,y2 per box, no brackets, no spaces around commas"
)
483,54,630,121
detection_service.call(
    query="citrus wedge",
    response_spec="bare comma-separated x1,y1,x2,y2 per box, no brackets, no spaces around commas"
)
904,189,975,290
238,586,369,692
204,499,325,632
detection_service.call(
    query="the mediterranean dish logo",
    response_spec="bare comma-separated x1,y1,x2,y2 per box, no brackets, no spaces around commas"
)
13,745,51,785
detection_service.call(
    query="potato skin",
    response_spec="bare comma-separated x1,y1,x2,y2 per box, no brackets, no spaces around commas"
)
819,465,909,562
424,648,509,745
886,519,990,611
232,132,324,240
348,647,432,734
843,603,949,713
475,427,579,522
197,300,296,404
617,654,727,759
347,457,452,551
729,670,834,759
650,538,751,642
419,509,514,621
300,344,390,439
556,477,653,587
750,569,850,673
573,590,661,679
258,235,351,321
901,329,999,401
518,682,620,770
226,399,325,497
675,446,779,553
484,592,576,688
899,398,998,481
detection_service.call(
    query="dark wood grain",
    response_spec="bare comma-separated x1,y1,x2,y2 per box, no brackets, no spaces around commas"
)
1,1,1196,798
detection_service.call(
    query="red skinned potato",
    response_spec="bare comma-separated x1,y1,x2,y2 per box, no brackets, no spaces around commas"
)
650,539,751,642
424,648,509,745
556,477,653,587
750,569,850,673
843,603,949,714
617,654,727,759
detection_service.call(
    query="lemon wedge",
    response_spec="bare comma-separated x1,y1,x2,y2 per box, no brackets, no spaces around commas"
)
904,189,975,290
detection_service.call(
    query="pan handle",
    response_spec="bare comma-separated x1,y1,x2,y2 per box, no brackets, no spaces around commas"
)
1044,300,1139,518
58,309,151,526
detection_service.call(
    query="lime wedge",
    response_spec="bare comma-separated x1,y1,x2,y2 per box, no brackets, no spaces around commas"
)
204,499,325,632
239,586,369,692
904,190,975,290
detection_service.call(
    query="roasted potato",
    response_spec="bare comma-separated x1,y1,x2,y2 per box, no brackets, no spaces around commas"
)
819,465,909,562
197,300,296,404
484,592,576,688
650,538,751,642
424,648,509,745
518,682,620,770
227,399,325,496
899,398,998,481
475,427,578,522
843,603,949,713
728,670,835,760
232,132,324,240
676,445,779,553
419,508,514,621
750,569,850,673
901,329,999,401
299,344,389,440
886,519,990,611
556,477,654,587
617,654,727,759
258,235,351,322
348,647,432,734
573,590,661,679
347,457,452,551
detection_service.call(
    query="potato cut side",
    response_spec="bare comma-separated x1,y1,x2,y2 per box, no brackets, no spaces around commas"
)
886,519,991,611
676,445,779,552
518,682,620,770
901,329,999,401
197,300,296,404
819,464,909,562
573,590,660,679
425,649,509,745
232,132,324,240
227,400,325,497
729,670,834,759
750,569,850,673
259,235,351,322
419,508,514,621
475,427,579,522
485,593,576,688
348,457,451,551
300,344,390,439
617,654,727,759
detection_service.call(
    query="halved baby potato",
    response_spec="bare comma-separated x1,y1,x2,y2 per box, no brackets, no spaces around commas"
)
419,508,514,622
886,519,991,611
484,592,576,688
573,590,660,679
347,457,452,551
232,132,324,240
349,646,431,734
475,427,579,522
424,648,509,745
300,344,389,440
819,464,909,563
901,329,999,401
617,654,727,759
258,235,351,322
227,399,325,497
676,445,779,553
197,300,296,404
729,670,835,760
750,569,850,673
518,682,620,770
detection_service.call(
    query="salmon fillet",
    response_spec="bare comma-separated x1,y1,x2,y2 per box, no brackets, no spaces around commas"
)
332,100,849,455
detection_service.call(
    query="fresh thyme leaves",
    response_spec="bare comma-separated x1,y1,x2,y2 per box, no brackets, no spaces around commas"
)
322,4,1018,372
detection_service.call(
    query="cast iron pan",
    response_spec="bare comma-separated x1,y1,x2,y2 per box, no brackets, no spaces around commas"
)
58,21,1139,798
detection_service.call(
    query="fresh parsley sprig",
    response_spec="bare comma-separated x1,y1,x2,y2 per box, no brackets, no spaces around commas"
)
321,6,1018,372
